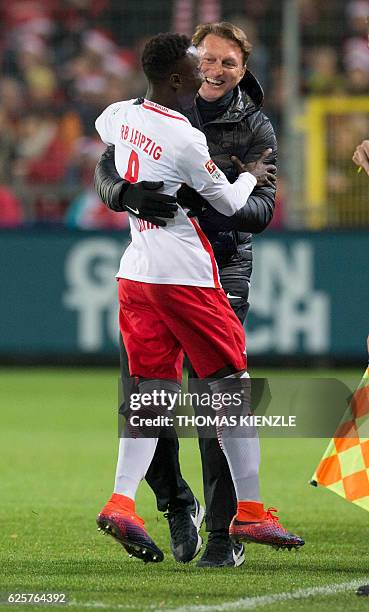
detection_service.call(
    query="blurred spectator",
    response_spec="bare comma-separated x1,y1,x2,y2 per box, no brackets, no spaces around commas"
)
234,0,272,21
0,187,23,228
346,65,369,93
0,107,17,185
328,113,369,165
0,78,26,123
326,113,369,224
61,29,135,134
343,1,369,92
16,35,58,108
305,46,345,95
58,109,83,156
14,108,68,183
346,0,369,36
300,0,346,47
13,108,69,225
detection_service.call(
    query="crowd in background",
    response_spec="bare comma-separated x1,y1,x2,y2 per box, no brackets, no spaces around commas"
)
0,0,367,230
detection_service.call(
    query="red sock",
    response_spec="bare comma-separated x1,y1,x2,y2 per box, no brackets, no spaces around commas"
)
236,501,265,522
108,493,135,514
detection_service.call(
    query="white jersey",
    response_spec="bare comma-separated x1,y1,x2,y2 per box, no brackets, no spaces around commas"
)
95,98,257,288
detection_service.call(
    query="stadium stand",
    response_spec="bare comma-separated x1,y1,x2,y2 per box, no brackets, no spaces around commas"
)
0,0,367,228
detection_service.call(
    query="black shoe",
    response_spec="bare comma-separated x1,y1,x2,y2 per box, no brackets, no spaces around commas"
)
164,498,204,563
196,531,245,568
357,585,369,596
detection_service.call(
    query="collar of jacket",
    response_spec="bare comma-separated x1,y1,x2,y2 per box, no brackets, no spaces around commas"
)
198,69,264,126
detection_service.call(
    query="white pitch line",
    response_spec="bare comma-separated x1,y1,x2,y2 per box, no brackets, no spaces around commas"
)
68,602,159,610
164,579,369,612
68,603,144,610
67,579,369,612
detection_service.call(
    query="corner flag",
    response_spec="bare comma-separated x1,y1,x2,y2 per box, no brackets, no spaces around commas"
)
311,366,369,511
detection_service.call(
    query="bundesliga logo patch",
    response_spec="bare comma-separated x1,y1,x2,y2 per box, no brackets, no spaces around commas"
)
205,159,222,181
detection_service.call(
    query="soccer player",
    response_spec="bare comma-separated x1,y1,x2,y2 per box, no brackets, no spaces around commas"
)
95,22,303,568
95,32,304,564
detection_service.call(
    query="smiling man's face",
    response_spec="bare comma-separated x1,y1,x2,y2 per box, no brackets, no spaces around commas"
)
197,34,246,102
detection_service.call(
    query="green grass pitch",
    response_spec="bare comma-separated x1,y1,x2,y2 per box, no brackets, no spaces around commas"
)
1,367,369,612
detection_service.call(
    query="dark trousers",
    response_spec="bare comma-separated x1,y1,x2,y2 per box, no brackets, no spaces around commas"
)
119,287,250,531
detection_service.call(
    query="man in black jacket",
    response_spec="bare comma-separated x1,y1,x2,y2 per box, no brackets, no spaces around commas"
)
94,22,298,567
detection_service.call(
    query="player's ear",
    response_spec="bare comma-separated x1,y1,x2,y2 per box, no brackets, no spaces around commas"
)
170,73,182,89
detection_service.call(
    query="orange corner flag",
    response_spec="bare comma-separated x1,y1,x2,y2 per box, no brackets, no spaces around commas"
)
311,364,369,511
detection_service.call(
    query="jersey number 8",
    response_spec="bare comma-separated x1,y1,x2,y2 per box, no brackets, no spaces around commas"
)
124,150,139,183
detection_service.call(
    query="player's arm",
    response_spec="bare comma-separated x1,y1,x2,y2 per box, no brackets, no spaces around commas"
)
94,145,128,212
94,146,177,226
177,130,275,217
94,108,178,225
181,117,277,233
352,140,369,176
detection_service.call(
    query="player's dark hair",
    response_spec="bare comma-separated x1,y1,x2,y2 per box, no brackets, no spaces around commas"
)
141,33,191,83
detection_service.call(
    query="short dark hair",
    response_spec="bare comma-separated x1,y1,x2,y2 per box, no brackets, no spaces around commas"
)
142,33,191,83
192,22,252,65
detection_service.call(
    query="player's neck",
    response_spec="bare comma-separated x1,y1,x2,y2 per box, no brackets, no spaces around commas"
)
145,86,180,113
